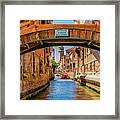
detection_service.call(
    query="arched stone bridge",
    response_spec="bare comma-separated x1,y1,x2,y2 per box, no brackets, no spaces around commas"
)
20,24,100,55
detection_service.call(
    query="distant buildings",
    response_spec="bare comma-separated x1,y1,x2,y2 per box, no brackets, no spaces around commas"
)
58,46,64,62
74,20,100,25
59,46,100,79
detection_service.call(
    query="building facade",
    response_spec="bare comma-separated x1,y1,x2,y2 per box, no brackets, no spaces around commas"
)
61,46,100,79
20,20,54,95
58,46,64,62
74,20,100,25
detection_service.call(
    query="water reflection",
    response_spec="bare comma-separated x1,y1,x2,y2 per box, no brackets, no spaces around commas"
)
47,78,77,100
30,77,99,100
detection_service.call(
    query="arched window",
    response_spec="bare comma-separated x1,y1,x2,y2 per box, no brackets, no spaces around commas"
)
39,57,43,74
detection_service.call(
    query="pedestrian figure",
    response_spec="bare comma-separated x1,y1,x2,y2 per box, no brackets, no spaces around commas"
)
75,73,78,81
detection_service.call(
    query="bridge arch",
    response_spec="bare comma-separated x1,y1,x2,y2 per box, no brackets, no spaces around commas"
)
20,24,100,55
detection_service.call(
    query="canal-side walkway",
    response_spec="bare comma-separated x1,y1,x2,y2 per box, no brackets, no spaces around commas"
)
75,74,100,94
20,80,50,100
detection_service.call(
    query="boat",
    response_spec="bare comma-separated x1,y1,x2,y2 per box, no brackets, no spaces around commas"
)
56,74,60,76
61,73,69,79
49,74,55,81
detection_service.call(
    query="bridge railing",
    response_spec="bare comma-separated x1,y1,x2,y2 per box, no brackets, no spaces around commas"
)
20,28,100,45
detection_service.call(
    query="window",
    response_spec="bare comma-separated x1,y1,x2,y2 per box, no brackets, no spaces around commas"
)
90,62,92,71
70,63,72,69
47,56,49,67
67,60,69,63
73,63,75,68
77,61,80,68
32,52,35,78
67,65,69,69
44,48,46,64
94,61,95,71
41,20,45,24
39,57,43,74
20,66,23,80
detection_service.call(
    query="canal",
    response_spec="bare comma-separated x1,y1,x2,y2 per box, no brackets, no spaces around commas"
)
30,77,100,100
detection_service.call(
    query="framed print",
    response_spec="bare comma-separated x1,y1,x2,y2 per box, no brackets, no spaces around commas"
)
0,0,119,119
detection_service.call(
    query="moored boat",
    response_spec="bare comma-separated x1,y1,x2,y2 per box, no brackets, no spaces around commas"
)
49,74,55,81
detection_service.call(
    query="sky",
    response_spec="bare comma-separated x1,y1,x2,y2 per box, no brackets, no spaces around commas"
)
53,20,74,24
52,20,75,62
53,46,73,62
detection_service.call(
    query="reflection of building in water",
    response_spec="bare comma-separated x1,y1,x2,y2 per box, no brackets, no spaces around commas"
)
58,46,64,62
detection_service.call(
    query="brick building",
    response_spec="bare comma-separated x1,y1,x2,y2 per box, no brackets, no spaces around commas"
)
79,47,100,75
58,46,64,62
74,20,100,25
62,46,100,80
20,20,54,96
